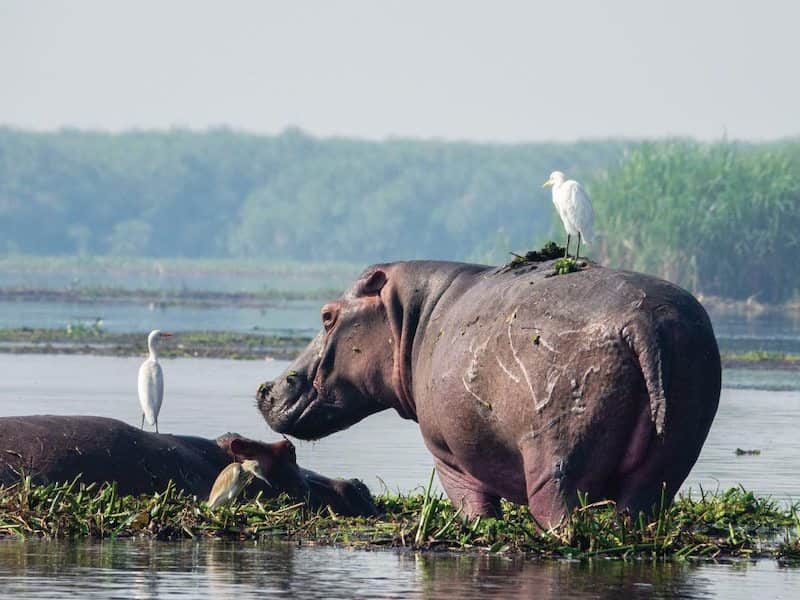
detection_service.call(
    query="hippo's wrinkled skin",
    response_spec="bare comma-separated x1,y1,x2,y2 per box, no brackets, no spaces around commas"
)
258,259,721,526
0,415,376,516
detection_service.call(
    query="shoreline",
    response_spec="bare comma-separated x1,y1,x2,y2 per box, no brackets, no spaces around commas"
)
0,329,310,361
1,283,799,317
0,328,798,370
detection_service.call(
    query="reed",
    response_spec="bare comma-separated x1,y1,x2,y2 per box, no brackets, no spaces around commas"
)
1,477,797,562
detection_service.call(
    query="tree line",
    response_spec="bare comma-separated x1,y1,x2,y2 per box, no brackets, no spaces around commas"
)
0,127,798,301
0,127,623,264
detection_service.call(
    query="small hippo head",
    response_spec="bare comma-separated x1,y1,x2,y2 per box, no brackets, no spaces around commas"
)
257,267,399,440
229,436,309,497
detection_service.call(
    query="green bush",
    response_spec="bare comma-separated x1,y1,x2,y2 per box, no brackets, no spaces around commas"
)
590,141,800,302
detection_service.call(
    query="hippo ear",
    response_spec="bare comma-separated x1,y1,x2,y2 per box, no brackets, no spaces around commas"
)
354,269,387,297
230,437,276,472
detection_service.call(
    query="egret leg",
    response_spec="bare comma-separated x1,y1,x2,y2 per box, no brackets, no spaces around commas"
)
564,234,571,258
141,414,145,430
576,232,582,260
155,420,159,434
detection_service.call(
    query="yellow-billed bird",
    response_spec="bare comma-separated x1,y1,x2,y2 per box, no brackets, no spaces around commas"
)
207,460,267,509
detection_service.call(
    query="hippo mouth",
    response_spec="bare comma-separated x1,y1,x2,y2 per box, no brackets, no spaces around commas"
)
257,380,321,435
257,374,365,441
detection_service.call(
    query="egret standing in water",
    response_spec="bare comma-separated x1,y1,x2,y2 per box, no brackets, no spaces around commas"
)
542,171,595,260
207,460,268,509
138,329,172,433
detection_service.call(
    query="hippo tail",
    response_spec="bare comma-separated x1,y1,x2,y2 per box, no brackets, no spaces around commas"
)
622,318,668,437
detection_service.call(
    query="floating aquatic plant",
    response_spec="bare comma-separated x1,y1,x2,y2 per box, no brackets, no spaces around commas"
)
553,257,579,275
0,476,797,561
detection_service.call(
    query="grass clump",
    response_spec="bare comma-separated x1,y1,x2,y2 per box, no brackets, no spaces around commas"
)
508,242,567,268
553,257,579,275
1,476,798,562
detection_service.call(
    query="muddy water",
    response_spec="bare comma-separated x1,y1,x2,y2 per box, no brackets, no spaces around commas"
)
0,353,799,598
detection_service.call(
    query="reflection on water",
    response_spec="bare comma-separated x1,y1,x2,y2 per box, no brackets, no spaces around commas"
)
0,539,798,599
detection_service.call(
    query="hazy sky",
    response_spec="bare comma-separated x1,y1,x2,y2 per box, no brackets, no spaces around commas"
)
2,1,798,142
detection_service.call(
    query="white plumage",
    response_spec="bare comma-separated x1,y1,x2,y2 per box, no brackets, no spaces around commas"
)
138,329,172,433
543,171,595,259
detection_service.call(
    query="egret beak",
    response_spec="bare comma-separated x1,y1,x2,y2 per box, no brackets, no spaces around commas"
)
542,179,554,188
161,332,173,337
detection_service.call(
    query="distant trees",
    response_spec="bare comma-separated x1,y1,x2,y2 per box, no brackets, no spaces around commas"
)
0,127,623,264
1,127,798,301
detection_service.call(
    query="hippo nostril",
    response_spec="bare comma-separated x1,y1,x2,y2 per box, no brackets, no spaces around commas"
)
256,381,274,403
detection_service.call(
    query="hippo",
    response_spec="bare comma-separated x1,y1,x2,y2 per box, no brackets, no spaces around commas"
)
257,257,721,526
0,415,376,516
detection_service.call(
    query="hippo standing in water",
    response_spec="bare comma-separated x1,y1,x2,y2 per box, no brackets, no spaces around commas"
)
257,257,721,526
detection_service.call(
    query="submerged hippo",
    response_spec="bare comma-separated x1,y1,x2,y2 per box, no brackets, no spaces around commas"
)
257,258,721,526
0,415,376,516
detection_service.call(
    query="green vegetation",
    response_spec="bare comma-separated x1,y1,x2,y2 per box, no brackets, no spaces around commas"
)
508,241,565,267
3,129,799,301
0,127,624,265
590,141,800,302
553,257,579,275
1,477,798,561
0,328,311,360
720,351,800,370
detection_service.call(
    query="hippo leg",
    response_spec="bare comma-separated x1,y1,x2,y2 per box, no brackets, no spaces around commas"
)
434,458,501,518
520,446,575,529
525,474,570,529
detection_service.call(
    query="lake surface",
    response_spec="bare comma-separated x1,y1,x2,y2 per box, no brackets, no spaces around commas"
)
2,292,800,358
1,354,799,499
1,539,799,599
2,352,800,597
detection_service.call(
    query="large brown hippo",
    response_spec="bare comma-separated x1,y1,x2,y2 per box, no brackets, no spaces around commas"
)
0,415,376,516
257,257,721,526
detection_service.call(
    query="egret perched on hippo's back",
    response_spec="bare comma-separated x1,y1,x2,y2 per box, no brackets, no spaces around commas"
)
138,329,172,432
543,170,595,260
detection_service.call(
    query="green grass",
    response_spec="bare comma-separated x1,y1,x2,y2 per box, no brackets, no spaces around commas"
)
1,476,798,561
0,328,311,360
553,257,579,275
723,351,800,364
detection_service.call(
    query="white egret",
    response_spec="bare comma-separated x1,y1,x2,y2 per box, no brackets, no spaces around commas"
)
207,460,268,508
138,329,172,433
542,171,595,260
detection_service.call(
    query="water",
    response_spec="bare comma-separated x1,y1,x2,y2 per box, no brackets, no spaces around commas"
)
2,283,799,353
1,354,798,499
1,539,799,599
0,260,359,294
1,355,799,597
712,313,800,355
0,299,321,337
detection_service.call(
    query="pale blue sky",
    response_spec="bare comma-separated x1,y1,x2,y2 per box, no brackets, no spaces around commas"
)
1,0,797,141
